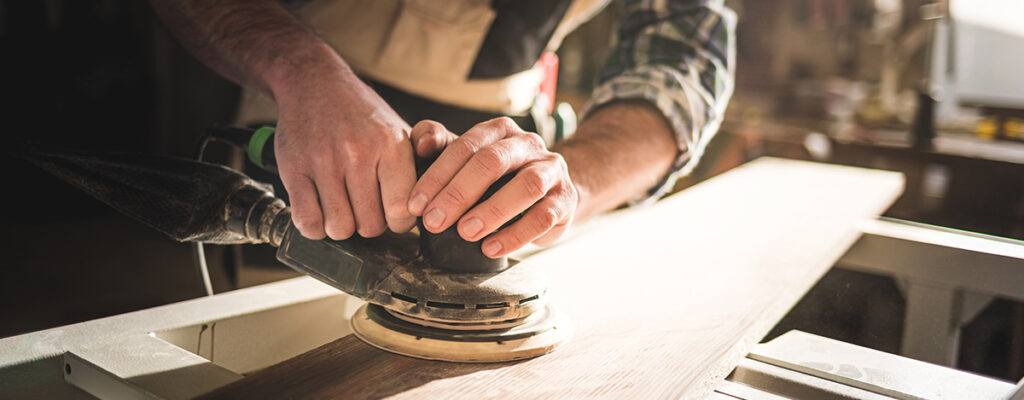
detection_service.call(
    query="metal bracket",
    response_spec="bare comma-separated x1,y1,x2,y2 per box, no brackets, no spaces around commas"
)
717,330,1016,400
838,217,1024,365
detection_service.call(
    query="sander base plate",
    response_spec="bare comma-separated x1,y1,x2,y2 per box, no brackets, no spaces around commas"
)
351,303,572,363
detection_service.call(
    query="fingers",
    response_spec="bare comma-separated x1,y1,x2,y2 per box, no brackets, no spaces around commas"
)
281,113,577,257
346,163,387,238
455,162,558,242
533,223,569,247
421,136,542,233
272,79,420,240
407,120,458,216
378,140,417,233
288,162,401,240
410,120,458,158
479,191,575,258
314,172,356,240
280,173,326,240
411,118,538,232
410,118,519,218
283,130,414,240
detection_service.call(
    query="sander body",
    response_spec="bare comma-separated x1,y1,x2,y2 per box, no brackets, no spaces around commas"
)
26,133,571,362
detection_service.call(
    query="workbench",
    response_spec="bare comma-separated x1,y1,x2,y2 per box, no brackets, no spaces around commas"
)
1,157,913,399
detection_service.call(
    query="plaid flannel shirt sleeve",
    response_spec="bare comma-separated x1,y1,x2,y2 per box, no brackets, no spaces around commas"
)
582,0,736,204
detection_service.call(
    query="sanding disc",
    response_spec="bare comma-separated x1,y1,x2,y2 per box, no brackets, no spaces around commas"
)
351,303,573,363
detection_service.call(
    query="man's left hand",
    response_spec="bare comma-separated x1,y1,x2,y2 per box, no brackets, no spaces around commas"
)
407,118,579,258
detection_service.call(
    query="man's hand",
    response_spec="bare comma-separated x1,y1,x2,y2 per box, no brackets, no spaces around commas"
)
407,118,579,258
150,0,419,241
273,69,417,240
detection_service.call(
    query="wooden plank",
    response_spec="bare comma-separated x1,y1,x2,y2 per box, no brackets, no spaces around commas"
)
201,158,904,400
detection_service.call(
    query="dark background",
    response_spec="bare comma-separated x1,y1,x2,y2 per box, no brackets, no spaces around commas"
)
1,1,246,338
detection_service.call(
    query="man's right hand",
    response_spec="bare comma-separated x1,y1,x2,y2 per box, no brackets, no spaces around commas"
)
149,0,419,241
271,67,417,240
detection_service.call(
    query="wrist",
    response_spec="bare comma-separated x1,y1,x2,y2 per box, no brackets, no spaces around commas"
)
554,141,598,222
260,40,358,103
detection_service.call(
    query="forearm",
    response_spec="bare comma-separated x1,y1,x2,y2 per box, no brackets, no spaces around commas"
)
554,101,677,222
570,0,736,214
149,0,353,100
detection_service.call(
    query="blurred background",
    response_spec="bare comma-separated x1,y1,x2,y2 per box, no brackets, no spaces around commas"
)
1,0,1022,384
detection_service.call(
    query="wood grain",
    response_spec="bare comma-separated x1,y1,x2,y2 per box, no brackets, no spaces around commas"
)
201,158,904,400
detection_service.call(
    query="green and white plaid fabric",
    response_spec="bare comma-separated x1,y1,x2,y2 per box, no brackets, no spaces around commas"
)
584,0,736,203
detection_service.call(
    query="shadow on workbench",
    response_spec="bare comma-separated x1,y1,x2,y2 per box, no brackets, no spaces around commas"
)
195,335,517,399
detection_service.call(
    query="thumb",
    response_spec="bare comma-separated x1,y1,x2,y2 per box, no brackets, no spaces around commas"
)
410,120,458,158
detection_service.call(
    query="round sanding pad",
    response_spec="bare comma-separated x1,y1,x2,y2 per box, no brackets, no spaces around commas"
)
351,303,572,363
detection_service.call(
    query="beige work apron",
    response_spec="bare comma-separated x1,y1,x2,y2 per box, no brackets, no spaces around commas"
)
236,0,609,125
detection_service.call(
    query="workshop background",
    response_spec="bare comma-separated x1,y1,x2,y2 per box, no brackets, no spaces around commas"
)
3,0,1023,384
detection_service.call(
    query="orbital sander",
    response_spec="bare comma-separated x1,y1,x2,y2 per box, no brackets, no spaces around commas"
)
284,226,571,362
26,127,571,363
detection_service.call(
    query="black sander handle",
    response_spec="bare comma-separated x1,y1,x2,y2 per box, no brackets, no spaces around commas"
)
418,173,516,273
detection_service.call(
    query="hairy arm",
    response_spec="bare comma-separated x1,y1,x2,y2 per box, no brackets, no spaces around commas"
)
554,101,676,222
559,0,738,219
151,0,419,240
150,0,334,97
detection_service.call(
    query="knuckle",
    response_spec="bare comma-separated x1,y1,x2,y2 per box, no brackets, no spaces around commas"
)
483,116,508,127
309,152,337,170
475,147,509,176
385,197,410,216
426,123,447,139
533,226,566,246
355,214,387,238
521,132,546,149
520,169,550,198
413,119,441,134
326,226,354,240
337,142,364,166
357,224,386,238
388,216,417,233
534,208,558,230
426,130,446,145
411,120,430,132
421,174,449,193
540,151,566,168
323,216,354,238
484,116,520,133
450,139,479,160
506,230,531,248
483,203,506,222
440,186,469,206
346,152,374,170
291,211,322,232
382,129,407,145
552,151,567,166
417,134,442,153
566,187,580,209
498,116,520,131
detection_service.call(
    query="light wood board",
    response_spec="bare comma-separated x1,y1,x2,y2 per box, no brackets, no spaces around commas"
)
201,158,904,399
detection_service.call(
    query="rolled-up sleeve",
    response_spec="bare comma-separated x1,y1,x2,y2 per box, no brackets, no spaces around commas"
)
583,0,736,204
